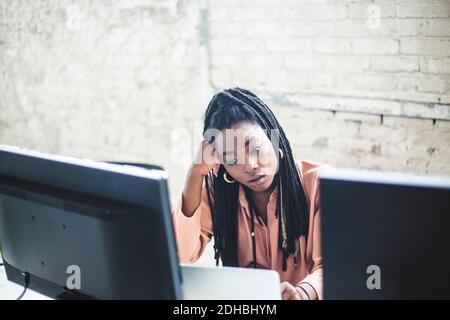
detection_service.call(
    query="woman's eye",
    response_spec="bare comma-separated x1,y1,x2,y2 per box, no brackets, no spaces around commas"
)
252,144,262,153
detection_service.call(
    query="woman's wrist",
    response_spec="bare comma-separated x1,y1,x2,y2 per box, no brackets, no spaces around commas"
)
190,163,209,177
295,285,310,300
180,164,207,217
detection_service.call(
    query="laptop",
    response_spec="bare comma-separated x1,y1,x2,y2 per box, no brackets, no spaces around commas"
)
180,264,281,300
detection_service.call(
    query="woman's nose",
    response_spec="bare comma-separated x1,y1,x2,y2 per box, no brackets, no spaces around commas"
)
245,155,259,172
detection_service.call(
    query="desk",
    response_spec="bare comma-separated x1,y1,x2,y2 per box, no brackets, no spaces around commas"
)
0,264,51,300
0,263,281,300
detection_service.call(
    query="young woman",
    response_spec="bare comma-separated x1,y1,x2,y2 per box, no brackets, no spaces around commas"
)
172,87,330,300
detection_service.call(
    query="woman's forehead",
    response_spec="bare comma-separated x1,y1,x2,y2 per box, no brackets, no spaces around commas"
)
211,123,264,151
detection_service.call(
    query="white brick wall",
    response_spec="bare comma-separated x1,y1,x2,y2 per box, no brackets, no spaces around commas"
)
278,106,450,174
0,0,449,212
209,0,450,109
207,0,450,177
0,0,206,205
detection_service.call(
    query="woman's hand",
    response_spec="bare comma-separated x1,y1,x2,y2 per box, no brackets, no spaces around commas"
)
280,281,303,300
191,140,220,177
181,140,220,217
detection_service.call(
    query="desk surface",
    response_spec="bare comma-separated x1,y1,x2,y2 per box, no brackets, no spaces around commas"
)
0,264,51,300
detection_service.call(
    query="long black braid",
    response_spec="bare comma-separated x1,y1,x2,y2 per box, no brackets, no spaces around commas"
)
203,87,310,271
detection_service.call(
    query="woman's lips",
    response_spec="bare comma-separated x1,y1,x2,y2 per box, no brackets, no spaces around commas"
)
248,175,266,186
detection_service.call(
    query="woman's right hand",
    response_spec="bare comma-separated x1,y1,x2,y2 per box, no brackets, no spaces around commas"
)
181,140,220,217
191,140,221,177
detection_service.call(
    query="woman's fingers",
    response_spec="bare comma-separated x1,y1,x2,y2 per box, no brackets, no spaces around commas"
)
211,146,221,166
196,140,221,177
280,282,301,300
202,140,219,165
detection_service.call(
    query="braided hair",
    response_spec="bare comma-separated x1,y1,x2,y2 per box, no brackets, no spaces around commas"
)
202,87,310,271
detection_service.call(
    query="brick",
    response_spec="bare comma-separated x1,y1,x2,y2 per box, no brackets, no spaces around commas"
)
336,19,383,37
283,4,348,21
371,56,419,72
230,68,267,86
326,151,360,168
276,70,309,90
422,18,450,36
228,36,264,52
266,38,311,53
359,123,403,142
264,70,307,91
284,21,337,37
335,112,381,125
244,22,283,37
313,38,352,54
244,54,283,69
402,102,450,120
227,6,264,21
383,116,432,129
305,72,335,89
398,75,449,94
351,74,398,91
348,2,397,19
210,54,243,67
395,18,426,36
435,119,450,129
400,38,450,56
330,137,376,156
272,106,335,121
417,76,449,94
288,95,404,116
217,0,283,5
420,57,450,74
324,55,371,72
397,0,450,18
284,55,324,71
352,38,399,55
209,21,244,36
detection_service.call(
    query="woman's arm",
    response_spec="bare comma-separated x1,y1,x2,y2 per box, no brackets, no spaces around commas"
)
181,164,207,217
172,180,213,263
296,208,323,300
172,140,219,263
294,161,333,300
181,140,219,217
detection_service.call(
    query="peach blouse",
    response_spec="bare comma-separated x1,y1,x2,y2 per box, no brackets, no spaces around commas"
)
172,159,331,300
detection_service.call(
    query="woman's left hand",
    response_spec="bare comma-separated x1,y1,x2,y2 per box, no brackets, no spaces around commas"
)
280,281,302,300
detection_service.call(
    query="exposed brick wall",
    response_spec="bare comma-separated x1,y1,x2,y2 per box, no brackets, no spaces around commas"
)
208,0,450,178
274,107,450,175
0,0,206,204
209,0,450,114
0,0,449,213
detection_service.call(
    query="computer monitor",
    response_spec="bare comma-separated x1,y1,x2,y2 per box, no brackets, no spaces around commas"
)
0,145,183,299
320,169,450,299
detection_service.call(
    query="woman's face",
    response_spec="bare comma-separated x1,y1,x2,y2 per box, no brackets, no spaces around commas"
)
212,121,279,193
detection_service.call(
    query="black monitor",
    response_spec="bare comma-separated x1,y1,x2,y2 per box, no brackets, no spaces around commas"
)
320,169,450,299
0,145,182,299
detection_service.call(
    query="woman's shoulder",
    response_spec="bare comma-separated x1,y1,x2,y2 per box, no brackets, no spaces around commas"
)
294,159,335,201
295,159,334,181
